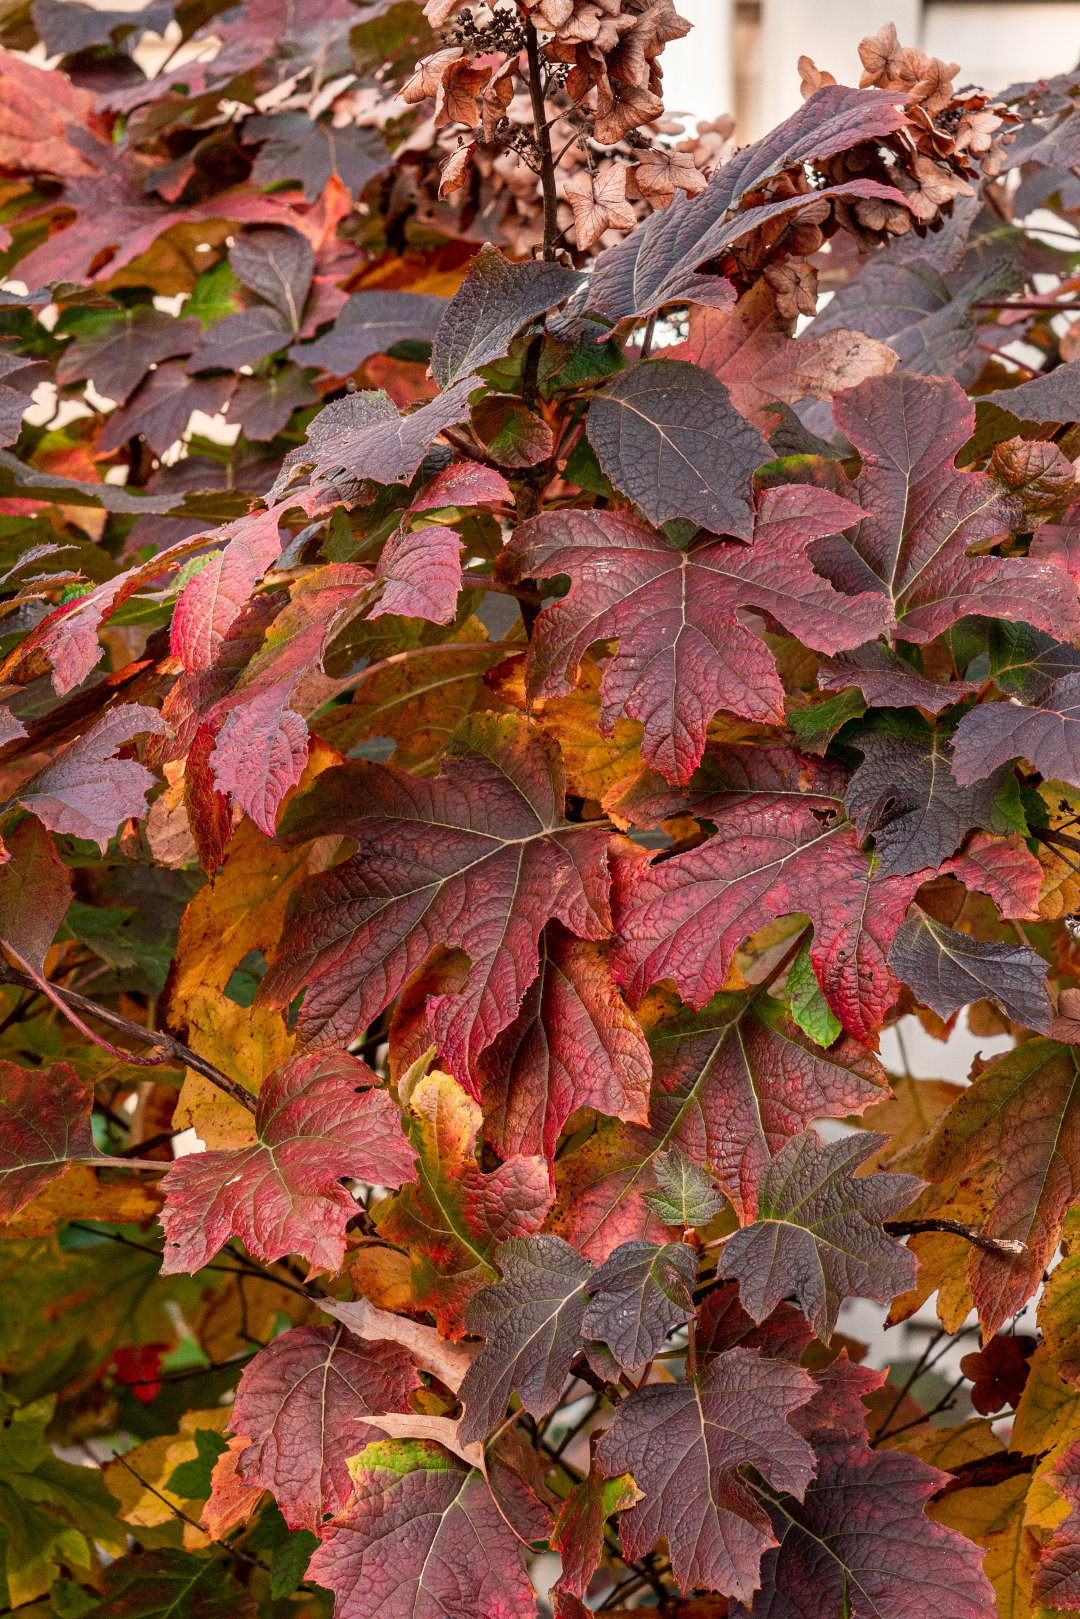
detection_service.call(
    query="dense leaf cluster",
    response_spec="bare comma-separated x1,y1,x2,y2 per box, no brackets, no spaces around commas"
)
1,2,1080,1616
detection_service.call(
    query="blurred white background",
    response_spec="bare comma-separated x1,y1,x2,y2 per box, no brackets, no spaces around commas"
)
664,0,1080,138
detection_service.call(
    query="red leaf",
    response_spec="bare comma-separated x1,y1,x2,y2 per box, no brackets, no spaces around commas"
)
372,523,462,625
611,789,929,1043
257,714,612,1084
478,922,652,1162
501,495,888,786
159,1050,415,1275
1032,1437,1080,1611
17,703,168,852
942,831,1044,921
824,373,1080,642
171,503,308,673
205,563,374,835
730,1357,995,1618
596,1346,817,1599
229,1324,420,1532
0,1059,93,1218
309,1441,549,1619
377,1066,553,1337
0,816,72,973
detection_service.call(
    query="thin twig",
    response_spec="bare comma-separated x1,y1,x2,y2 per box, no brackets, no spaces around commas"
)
883,1218,1027,1258
0,956,257,1114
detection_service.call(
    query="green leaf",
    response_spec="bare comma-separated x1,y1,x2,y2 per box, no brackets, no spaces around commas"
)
163,1430,229,1502
786,688,865,755
50,1576,100,1617
187,260,242,331
643,1147,725,1228
786,940,842,1048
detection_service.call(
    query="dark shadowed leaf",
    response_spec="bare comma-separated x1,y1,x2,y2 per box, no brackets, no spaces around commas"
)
456,1234,592,1445
56,306,201,404
731,1357,996,1619
228,227,314,328
17,703,168,852
297,290,449,377
430,244,582,388
798,253,1013,384
924,1037,1080,1335
301,379,475,489
581,1239,696,1371
93,1549,257,1619
888,907,1052,1033
229,1324,420,1532
719,1130,920,1339
0,816,72,974
501,492,887,785
244,112,391,202
227,366,319,441
308,1441,548,1619
952,675,1080,788
159,1050,415,1274
595,1345,817,1599
97,363,235,457
187,306,292,372
843,711,1023,877
585,359,770,537
817,639,981,713
0,1060,93,1219
987,619,1080,702
257,713,611,1075
586,85,912,322
981,357,1080,423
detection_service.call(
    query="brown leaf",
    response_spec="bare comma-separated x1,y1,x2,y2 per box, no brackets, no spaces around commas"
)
402,47,464,104
630,148,708,210
798,56,836,97
594,81,664,145
435,59,492,130
439,140,476,198
564,165,638,252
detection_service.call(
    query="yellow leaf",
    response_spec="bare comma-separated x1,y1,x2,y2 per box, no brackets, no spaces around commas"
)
103,1408,232,1550
0,1165,164,1238
486,653,645,802
346,1243,420,1315
313,620,509,775
168,737,342,1029
170,986,293,1146
195,1270,317,1362
930,1473,1039,1619
1014,1210,1080,1455
899,1417,1004,1470
853,1074,965,1174
885,1165,996,1331
1037,781,1080,918
201,1437,262,1543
